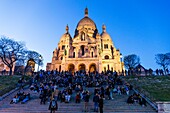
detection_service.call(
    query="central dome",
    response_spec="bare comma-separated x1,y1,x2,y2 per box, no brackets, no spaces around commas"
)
74,8,98,37
77,17,96,29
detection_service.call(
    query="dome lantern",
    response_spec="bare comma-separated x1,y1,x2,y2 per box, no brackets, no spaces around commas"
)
102,24,106,32
66,24,69,33
85,7,88,17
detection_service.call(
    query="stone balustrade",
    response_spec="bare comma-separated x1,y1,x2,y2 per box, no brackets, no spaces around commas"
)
157,102,170,113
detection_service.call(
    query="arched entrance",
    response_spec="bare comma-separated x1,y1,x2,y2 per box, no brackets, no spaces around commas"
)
27,58,35,71
89,63,96,73
78,63,86,71
68,63,75,73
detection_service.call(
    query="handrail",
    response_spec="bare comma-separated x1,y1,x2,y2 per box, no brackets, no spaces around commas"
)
133,88,158,111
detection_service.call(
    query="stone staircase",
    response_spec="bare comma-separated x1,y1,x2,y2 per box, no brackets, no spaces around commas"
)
0,87,157,113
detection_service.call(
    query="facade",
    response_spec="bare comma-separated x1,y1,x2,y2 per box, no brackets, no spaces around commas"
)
47,8,124,73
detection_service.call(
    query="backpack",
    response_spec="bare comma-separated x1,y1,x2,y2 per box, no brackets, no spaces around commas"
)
51,100,56,108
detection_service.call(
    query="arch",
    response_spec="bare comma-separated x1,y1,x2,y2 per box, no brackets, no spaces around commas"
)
89,63,96,73
105,55,109,59
27,58,35,71
68,63,75,73
78,63,86,71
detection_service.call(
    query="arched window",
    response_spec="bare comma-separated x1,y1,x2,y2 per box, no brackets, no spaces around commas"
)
60,57,63,60
105,55,109,59
73,52,75,58
81,45,85,56
111,46,114,57
104,67,106,73
91,52,93,57
107,65,110,71
81,32,85,41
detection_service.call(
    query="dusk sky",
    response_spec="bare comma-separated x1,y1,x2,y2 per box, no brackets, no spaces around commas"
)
0,0,170,71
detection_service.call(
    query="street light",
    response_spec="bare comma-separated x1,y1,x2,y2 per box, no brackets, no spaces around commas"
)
120,53,124,75
37,55,42,72
120,53,123,62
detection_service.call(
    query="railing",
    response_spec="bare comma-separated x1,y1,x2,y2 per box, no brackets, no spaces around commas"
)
133,88,158,111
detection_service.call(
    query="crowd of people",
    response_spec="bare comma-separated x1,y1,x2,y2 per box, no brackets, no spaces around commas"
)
11,70,146,113
10,91,30,104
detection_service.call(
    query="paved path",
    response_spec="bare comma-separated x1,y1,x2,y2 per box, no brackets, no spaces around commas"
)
0,87,157,113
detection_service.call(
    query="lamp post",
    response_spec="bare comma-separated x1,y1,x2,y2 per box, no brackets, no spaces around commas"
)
120,53,123,62
120,53,124,75
37,55,42,72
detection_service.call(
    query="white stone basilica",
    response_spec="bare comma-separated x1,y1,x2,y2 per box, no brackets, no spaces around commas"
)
46,8,124,73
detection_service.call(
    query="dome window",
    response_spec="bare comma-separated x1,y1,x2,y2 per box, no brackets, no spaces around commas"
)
105,55,109,59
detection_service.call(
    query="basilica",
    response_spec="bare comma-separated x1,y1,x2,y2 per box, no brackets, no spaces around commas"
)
46,8,124,73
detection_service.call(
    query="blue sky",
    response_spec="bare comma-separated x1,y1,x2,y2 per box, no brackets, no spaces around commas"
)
0,0,170,70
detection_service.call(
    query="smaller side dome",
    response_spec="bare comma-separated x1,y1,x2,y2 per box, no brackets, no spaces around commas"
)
101,24,111,40
59,25,72,42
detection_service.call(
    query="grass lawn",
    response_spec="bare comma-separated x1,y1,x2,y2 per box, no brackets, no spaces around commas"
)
0,75,30,96
122,75,170,102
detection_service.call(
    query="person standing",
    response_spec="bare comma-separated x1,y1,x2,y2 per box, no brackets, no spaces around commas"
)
93,93,99,112
99,95,104,113
53,87,59,101
84,91,90,112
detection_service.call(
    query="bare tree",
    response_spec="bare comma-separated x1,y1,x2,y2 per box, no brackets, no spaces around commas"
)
155,53,170,75
0,36,27,75
123,54,140,75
